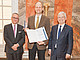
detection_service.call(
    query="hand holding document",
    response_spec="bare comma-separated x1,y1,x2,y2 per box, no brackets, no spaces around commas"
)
26,27,48,43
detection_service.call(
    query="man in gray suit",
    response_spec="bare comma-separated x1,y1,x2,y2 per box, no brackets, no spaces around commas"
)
48,11,73,60
24,1,50,60
4,13,25,60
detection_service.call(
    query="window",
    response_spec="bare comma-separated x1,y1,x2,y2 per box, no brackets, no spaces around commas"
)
0,0,12,44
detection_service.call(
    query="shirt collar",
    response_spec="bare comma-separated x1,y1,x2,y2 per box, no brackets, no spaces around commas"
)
35,14,42,18
58,23,65,28
12,23,17,27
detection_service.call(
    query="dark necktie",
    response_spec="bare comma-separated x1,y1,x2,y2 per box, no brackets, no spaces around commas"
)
58,26,61,39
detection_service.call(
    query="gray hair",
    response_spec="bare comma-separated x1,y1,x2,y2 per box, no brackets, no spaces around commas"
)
12,13,19,17
58,11,66,18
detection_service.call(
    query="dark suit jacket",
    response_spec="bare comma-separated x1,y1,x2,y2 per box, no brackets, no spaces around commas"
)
4,23,25,53
27,15,50,50
48,24,73,58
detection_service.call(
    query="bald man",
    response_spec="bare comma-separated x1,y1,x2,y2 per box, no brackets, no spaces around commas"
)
24,1,50,60
4,13,25,60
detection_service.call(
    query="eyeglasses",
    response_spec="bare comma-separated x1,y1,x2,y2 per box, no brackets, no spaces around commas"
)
58,16,65,19
12,17,19,20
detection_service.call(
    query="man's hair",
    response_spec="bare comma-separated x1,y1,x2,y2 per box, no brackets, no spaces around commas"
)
35,1,43,7
58,11,66,18
12,13,19,17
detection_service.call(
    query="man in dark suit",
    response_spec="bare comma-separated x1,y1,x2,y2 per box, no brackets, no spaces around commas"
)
4,13,25,60
48,11,73,60
24,1,50,60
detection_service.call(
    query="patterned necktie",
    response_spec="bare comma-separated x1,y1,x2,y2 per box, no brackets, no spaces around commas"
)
14,25,15,37
58,26,61,39
36,17,39,29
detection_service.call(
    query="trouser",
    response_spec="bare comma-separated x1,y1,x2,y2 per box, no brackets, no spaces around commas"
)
6,53,22,60
29,44,45,60
51,48,66,60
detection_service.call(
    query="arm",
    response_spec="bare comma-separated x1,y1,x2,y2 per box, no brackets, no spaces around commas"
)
67,27,73,55
66,27,73,59
48,27,53,56
4,26,14,48
48,27,53,49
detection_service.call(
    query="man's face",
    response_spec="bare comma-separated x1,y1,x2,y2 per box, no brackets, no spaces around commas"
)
58,13,66,24
11,14,19,24
35,2,43,14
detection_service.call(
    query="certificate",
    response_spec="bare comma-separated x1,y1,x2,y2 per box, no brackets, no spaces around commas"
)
26,27,48,43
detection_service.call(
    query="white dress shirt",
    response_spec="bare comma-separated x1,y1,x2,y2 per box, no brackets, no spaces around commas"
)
57,23,65,39
35,14,42,28
12,23,17,38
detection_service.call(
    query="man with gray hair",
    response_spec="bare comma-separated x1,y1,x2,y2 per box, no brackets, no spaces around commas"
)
48,11,73,60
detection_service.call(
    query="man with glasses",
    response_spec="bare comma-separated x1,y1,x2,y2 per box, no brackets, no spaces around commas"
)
4,13,25,60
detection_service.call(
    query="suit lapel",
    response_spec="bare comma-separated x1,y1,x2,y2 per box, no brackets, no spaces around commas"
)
58,24,67,40
54,25,58,40
33,15,35,29
38,15,44,28
10,24,14,38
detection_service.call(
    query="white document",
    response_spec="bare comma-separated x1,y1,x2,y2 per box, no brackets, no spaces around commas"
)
26,27,48,43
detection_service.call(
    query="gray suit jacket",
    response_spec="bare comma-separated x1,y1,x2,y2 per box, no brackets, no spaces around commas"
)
4,24,25,53
48,24,73,59
27,15,50,50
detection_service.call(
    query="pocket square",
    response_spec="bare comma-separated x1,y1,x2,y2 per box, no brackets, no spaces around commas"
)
18,31,22,33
